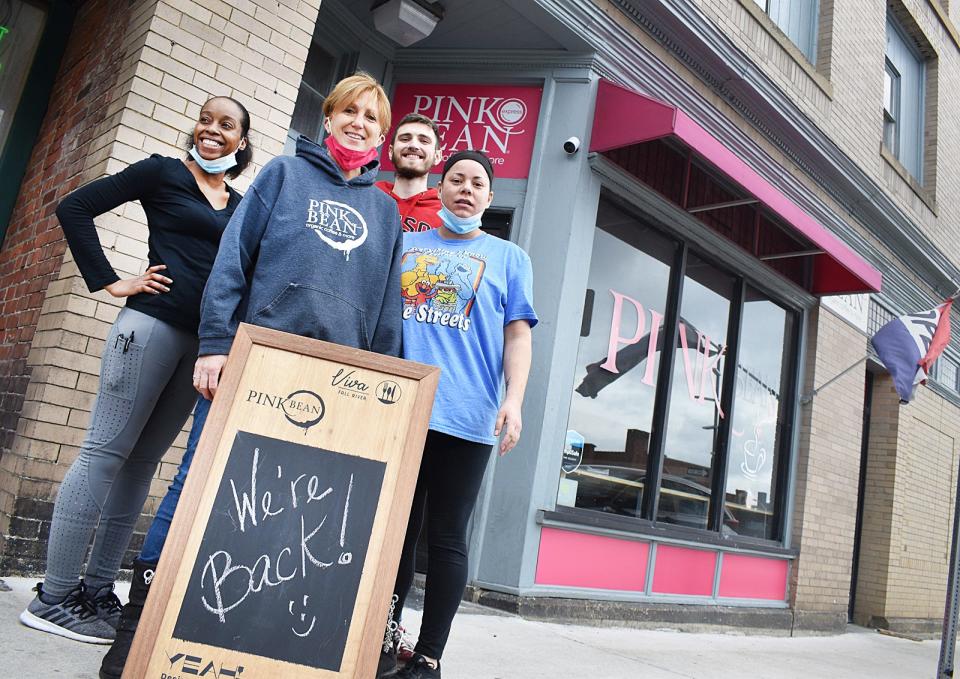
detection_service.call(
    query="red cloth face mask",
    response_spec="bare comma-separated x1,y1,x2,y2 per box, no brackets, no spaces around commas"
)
324,134,378,171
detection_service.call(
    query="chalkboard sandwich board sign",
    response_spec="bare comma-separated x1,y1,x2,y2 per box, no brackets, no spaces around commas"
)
125,323,439,679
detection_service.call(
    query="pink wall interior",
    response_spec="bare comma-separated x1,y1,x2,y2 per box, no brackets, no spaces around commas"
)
535,528,790,601
718,553,788,600
535,527,648,591
651,545,716,596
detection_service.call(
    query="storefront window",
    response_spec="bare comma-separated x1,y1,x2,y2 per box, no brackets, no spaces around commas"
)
723,289,794,540
0,1,47,156
286,39,338,151
557,194,799,545
657,254,734,530
558,199,677,518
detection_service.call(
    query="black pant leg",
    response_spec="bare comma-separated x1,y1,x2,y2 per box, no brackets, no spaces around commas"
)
392,449,431,620
415,431,492,660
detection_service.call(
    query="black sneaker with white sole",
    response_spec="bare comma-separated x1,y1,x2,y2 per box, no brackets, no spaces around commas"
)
89,583,123,630
394,654,441,679
19,582,116,644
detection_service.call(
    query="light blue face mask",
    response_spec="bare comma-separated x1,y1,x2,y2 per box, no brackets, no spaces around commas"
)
438,199,484,234
189,145,238,174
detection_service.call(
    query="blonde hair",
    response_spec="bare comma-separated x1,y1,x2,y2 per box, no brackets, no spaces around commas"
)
322,72,391,133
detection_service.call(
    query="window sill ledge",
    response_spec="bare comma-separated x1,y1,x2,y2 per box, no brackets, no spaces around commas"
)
880,144,938,215
538,506,798,559
736,0,834,100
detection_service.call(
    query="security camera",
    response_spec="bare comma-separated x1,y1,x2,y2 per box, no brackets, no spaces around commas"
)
563,136,581,154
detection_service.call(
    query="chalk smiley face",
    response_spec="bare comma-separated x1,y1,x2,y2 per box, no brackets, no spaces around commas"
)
289,594,317,638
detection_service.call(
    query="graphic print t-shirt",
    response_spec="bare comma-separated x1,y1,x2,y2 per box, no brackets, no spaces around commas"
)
400,229,537,444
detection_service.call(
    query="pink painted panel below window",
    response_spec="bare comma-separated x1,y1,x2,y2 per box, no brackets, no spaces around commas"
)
651,545,716,596
718,554,789,600
535,528,648,591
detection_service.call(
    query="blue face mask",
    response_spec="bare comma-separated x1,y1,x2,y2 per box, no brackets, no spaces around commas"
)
438,198,484,235
189,145,238,174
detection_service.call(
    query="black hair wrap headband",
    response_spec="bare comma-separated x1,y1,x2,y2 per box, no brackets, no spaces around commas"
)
441,150,494,184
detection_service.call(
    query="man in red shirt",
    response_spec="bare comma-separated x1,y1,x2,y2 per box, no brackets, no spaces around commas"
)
377,113,443,232
376,112,442,674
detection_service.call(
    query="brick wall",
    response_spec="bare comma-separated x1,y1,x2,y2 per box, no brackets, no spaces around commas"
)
789,307,867,632
0,0,135,573
792,310,960,635
852,374,899,627
888,388,959,622
0,0,320,574
855,376,960,634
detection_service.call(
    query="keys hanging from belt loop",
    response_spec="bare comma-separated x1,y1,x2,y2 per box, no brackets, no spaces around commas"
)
114,330,136,354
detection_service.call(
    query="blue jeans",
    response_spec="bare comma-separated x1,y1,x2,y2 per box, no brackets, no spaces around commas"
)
138,396,211,564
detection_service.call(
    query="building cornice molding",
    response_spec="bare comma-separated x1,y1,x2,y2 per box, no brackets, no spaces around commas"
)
392,49,597,73
535,0,959,316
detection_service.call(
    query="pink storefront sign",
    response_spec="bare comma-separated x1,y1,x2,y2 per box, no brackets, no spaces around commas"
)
382,83,543,179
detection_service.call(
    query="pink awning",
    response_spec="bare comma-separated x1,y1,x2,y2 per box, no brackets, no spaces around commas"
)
590,79,882,296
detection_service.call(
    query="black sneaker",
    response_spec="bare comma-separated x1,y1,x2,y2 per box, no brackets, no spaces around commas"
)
377,644,398,678
19,582,116,644
89,583,123,630
100,559,155,679
395,654,441,679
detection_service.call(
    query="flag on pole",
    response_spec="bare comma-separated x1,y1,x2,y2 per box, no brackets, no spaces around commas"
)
870,299,953,403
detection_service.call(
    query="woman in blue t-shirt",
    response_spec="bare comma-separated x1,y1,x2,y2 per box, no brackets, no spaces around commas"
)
382,150,538,679
20,98,252,647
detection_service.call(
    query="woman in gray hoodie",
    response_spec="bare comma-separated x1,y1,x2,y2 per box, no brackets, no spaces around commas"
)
99,72,402,679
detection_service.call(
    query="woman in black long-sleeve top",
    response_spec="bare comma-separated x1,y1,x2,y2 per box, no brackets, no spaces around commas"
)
19,97,252,645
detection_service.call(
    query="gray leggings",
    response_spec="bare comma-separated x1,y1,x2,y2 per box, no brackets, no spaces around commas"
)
42,307,199,599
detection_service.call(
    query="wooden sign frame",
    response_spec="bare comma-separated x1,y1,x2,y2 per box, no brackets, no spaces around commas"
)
125,324,439,679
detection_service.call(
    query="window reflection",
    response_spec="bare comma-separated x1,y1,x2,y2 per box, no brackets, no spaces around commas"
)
657,254,735,530
723,289,794,539
558,198,676,518
557,196,798,545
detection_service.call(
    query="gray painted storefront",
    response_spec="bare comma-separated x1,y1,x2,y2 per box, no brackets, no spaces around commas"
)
312,0,955,611
316,0,609,596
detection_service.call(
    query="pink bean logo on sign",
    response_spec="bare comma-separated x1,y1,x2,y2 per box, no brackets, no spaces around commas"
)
496,99,527,127
382,84,543,179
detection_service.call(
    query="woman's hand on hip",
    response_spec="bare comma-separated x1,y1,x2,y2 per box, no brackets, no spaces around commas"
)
194,354,228,400
104,264,172,297
495,398,523,456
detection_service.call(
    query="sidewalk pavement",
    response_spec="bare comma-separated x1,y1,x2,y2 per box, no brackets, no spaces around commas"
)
0,576,940,678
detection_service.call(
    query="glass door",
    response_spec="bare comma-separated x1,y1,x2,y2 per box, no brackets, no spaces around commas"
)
0,1,47,156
